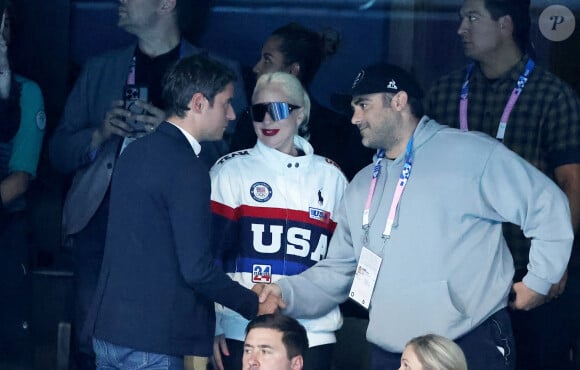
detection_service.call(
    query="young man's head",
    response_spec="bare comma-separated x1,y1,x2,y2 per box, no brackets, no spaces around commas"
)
162,54,237,141
458,0,531,61
331,63,424,152
243,314,308,370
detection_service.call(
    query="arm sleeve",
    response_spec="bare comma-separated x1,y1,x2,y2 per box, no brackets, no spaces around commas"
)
0,75,21,142
479,144,574,294
9,78,45,177
279,197,358,318
169,162,258,320
49,61,102,174
210,163,244,334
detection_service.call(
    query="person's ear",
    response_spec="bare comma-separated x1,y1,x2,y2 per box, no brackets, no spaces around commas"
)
290,355,303,370
391,91,408,112
498,15,514,34
189,93,207,114
288,63,301,78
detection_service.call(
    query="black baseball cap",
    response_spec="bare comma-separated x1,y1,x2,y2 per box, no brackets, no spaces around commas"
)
331,63,424,112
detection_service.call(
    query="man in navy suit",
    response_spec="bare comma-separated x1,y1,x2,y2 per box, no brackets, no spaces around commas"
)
49,1,248,368
87,55,278,370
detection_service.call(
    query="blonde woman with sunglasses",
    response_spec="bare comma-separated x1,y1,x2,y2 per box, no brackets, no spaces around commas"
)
210,72,348,370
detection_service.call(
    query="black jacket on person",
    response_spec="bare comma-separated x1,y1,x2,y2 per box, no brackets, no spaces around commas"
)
85,122,258,356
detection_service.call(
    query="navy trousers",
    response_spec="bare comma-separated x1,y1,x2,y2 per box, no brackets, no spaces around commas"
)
371,308,515,370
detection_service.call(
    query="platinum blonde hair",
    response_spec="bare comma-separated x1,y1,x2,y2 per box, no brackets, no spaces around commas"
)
252,72,311,139
407,334,467,370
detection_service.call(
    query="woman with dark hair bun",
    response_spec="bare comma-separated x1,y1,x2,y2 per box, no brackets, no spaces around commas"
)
230,22,373,180
266,23,340,89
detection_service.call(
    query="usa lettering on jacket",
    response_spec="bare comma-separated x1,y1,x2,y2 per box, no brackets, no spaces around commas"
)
251,223,329,262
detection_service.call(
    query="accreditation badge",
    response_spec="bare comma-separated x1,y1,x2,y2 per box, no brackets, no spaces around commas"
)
349,247,382,309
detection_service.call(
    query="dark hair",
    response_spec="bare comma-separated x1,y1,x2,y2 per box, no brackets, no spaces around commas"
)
407,96,424,119
162,54,236,118
484,0,531,53
271,23,340,87
245,314,308,360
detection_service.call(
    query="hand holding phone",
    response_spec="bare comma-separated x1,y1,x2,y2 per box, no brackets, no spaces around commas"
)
123,85,149,132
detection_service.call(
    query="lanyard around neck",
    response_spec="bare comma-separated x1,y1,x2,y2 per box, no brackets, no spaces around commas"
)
362,135,414,246
459,58,535,140
127,57,136,85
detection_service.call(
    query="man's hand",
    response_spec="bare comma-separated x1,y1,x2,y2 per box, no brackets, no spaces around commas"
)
0,171,30,206
547,269,568,301
251,283,265,295
211,334,228,370
254,283,285,315
92,100,134,147
258,283,282,303
129,100,165,133
91,99,166,150
509,282,547,311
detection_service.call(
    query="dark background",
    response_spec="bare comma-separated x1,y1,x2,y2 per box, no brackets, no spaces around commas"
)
5,1,579,368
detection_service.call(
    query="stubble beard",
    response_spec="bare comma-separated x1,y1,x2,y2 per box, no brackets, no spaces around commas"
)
371,116,401,153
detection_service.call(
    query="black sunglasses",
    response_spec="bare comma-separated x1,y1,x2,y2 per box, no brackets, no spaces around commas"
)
250,102,300,122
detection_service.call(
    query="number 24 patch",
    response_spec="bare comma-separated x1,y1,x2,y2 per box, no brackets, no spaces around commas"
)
252,264,272,283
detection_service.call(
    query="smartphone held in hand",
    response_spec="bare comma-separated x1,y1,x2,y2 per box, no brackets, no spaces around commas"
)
123,85,149,132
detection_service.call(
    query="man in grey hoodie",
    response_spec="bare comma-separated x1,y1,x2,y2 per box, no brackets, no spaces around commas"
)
257,63,573,370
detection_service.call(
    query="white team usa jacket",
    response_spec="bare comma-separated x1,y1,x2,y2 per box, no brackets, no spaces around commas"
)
210,136,348,346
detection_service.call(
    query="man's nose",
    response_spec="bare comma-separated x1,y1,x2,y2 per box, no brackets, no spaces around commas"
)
247,354,260,368
227,104,236,121
457,18,469,36
253,61,261,76
351,110,361,125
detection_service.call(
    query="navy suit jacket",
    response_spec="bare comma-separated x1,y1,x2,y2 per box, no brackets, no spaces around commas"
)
50,41,247,236
87,122,258,356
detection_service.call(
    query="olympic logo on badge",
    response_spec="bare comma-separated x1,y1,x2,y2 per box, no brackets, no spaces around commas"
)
250,182,273,203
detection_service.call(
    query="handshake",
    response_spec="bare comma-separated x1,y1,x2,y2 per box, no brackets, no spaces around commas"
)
252,283,287,316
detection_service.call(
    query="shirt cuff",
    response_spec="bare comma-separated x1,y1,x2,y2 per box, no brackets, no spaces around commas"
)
522,271,552,296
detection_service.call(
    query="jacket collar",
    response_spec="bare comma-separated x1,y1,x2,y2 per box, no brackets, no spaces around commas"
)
254,136,315,170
